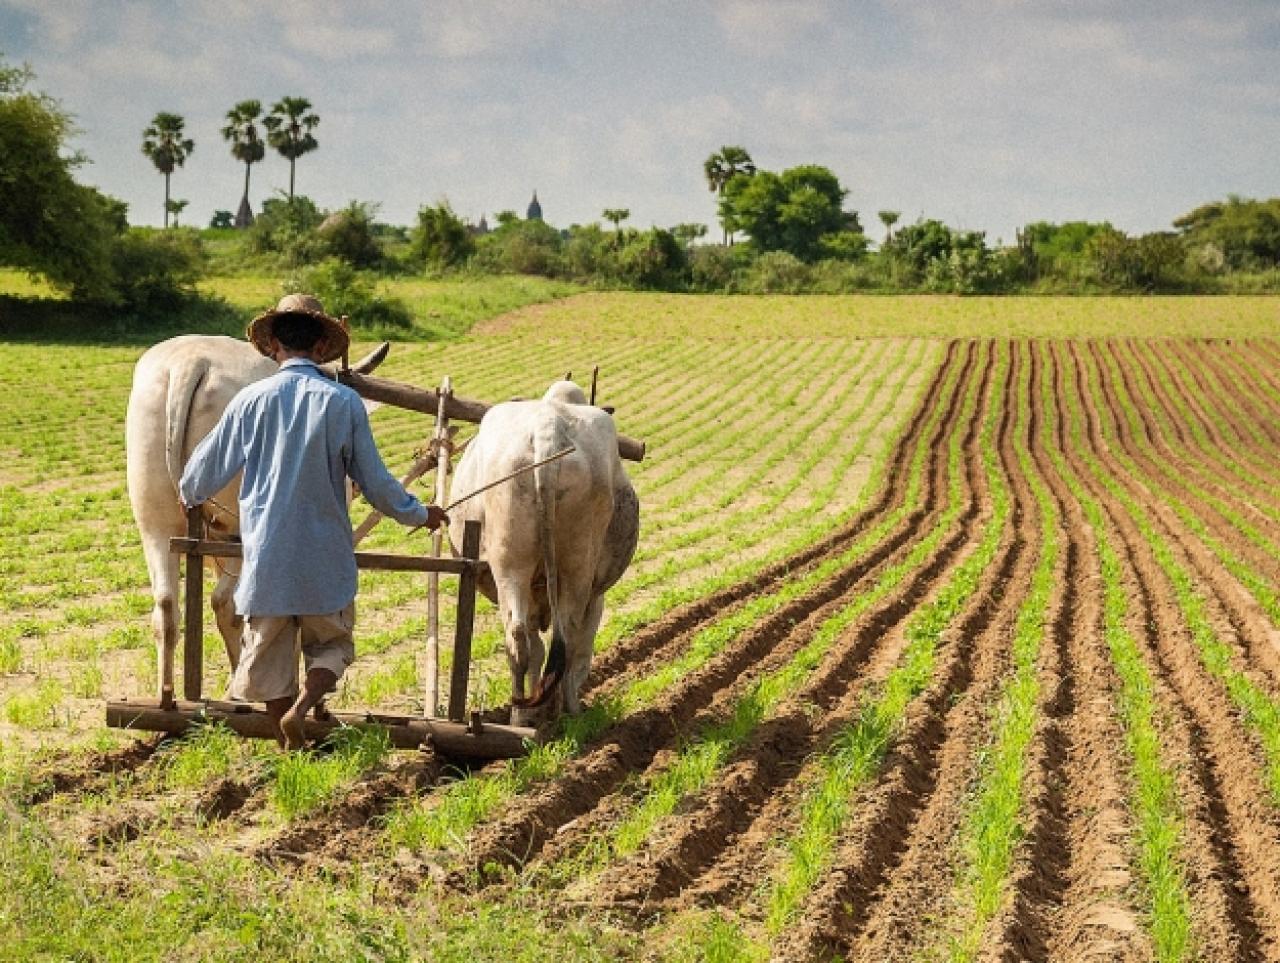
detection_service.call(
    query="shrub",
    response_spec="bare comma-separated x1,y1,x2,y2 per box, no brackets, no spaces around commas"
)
613,228,687,289
317,201,383,269
247,194,325,266
409,201,474,271
688,244,737,291
473,218,563,276
740,251,811,293
107,227,205,309
286,258,412,331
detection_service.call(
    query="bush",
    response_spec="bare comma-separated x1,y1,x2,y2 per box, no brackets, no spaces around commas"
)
316,201,383,269
739,251,811,293
473,219,563,276
808,257,881,293
613,228,687,289
246,195,325,266
409,201,474,271
688,244,738,291
286,258,412,331
107,227,205,309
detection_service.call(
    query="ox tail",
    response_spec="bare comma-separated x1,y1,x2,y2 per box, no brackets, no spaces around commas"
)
522,431,567,709
164,357,210,498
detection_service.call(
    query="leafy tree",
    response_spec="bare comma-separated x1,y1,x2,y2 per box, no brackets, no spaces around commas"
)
410,201,474,270
671,222,708,248
878,210,899,243
1172,195,1280,270
209,210,234,229
884,218,1000,292
1086,228,1188,291
264,96,319,200
703,146,755,243
721,164,863,262
1,57,121,300
221,99,264,226
141,111,194,227
602,208,630,239
165,198,189,227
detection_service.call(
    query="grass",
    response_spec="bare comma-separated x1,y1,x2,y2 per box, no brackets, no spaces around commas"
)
481,291,1280,340
268,725,391,820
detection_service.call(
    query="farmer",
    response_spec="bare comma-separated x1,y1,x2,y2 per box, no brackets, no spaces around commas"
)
179,293,447,749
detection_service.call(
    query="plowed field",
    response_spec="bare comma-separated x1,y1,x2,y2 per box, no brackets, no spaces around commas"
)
3,312,1280,961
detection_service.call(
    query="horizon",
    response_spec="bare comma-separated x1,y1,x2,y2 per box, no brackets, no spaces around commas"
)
3,1,1278,243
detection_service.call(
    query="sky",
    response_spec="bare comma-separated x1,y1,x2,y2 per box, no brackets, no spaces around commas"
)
3,0,1278,244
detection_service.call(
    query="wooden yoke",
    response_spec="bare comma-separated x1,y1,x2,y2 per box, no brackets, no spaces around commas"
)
339,370,647,463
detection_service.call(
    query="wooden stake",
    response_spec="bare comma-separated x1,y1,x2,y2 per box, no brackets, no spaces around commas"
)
448,520,481,722
181,505,203,705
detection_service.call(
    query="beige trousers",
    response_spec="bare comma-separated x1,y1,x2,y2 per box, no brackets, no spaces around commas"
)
228,604,355,702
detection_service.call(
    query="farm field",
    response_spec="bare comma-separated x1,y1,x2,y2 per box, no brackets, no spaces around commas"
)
1,294,1279,961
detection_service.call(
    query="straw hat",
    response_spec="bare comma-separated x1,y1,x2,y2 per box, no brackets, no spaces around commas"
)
246,293,350,364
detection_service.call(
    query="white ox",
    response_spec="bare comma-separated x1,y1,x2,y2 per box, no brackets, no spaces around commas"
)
125,334,388,704
448,381,639,725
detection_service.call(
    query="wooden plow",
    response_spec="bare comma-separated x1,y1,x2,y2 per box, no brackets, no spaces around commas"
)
106,355,645,761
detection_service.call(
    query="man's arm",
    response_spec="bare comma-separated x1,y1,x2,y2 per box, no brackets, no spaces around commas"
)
346,400,440,529
179,403,246,508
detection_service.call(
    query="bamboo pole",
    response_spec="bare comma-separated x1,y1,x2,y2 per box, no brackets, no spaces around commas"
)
425,377,451,718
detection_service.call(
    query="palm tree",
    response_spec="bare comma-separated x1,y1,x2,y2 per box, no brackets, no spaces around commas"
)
165,198,189,227
264,96,319,200
141,112,194,228
221,99,264,227
703,146,755,244
878,210,900,245
602,208,630,236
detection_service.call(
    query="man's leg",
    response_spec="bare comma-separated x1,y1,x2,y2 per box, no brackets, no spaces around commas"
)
229,615,299,748
280,668,336,750
283,606,355,750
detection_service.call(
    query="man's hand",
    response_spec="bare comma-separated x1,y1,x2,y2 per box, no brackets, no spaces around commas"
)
425,504,450,531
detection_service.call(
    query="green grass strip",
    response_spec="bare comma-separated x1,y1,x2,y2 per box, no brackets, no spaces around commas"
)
383,347,963,853
1049,342,1193,963
941,347,1058,961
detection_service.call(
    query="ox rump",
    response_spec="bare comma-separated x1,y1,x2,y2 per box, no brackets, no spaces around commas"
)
448,380,640,726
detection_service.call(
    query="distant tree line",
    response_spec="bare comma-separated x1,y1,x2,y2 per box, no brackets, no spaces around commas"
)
5,55,1280,317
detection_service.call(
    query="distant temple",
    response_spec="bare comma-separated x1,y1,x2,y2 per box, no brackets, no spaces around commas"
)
468,214,490,237
234,195,254,228
526,191,543,221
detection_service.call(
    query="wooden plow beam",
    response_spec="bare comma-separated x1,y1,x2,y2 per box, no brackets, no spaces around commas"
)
338,369,647,463
106,507,535,760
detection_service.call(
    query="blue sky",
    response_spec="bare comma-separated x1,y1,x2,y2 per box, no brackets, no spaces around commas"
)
4,1,1278,243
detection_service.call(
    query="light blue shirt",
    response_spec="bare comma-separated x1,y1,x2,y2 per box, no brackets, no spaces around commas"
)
179,358,428,617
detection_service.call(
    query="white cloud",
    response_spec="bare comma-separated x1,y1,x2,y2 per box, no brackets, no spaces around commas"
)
713,0,831,55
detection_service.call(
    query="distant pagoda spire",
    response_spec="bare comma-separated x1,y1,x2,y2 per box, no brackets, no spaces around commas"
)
526,190,543,221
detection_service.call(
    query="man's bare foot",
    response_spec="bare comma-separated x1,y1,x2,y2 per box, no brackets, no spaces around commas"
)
280,705,308,750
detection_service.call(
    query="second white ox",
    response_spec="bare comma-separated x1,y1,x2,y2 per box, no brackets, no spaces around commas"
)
448,381,639,724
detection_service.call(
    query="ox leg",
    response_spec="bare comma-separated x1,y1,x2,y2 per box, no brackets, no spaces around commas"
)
499,578,540,727
210,567,242,670
141,532,180,708
562,594,606,717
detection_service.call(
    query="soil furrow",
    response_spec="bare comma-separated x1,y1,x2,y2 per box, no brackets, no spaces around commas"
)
1067,341,1277,961
1089,341,1280,688
584,340,962,692
1005,340,1148,963
835,343,1041,963
454,342,986,882
768,341,1013,962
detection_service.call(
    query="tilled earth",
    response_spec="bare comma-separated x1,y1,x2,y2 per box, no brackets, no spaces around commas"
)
12,337,1280,962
